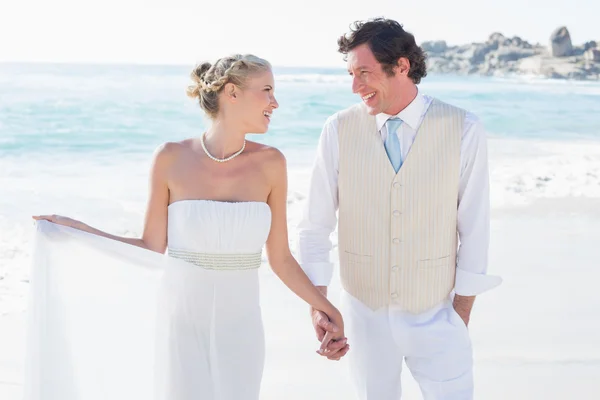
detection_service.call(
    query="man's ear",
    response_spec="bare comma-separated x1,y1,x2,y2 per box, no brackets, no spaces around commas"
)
396,57,411,76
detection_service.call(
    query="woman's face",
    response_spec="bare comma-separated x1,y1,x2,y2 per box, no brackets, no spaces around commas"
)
232,69,279,134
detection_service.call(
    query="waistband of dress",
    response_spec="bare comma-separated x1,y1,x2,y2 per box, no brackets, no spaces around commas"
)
168,249,262,270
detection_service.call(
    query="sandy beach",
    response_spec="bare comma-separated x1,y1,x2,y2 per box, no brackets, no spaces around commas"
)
1,196,599,399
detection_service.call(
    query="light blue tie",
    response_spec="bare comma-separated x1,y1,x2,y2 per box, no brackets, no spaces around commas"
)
384,117,403,172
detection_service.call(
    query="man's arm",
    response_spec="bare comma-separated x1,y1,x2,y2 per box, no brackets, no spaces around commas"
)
454,114,502,326
297,115,340,287
297,115,348,359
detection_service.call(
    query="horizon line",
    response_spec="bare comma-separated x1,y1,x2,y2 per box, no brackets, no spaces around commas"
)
0,60,348,70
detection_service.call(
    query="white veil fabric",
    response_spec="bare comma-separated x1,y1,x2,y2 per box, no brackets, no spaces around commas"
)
23,220,182,400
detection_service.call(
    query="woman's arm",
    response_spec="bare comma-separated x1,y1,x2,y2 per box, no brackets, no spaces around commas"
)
33,143,174,254
263,148,345,350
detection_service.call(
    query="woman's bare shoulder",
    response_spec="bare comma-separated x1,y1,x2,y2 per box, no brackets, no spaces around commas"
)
152,139,198,163
246,141,285,164
245,141,286,186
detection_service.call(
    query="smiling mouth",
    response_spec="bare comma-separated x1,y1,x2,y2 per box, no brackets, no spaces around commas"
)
263,111,272,119
362,92,376,101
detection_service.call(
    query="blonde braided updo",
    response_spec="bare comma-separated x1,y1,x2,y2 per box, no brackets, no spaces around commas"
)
187,54,272,119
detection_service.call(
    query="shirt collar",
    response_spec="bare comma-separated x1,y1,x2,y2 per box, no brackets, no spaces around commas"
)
375,91,427,132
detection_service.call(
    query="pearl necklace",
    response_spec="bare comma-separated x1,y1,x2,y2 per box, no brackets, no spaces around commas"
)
201,133,246,163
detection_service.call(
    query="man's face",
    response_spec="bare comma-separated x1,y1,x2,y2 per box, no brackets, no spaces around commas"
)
347,43,399,115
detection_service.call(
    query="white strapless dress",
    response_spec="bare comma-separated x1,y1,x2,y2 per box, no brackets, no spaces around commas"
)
24,200,272,400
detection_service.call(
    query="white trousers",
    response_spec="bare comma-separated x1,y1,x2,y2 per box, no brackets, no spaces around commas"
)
341,291,473,400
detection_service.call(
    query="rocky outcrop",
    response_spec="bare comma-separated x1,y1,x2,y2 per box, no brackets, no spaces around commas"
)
421,40,447,54
585,49,600,62
422,27,599,80
549,26,573,57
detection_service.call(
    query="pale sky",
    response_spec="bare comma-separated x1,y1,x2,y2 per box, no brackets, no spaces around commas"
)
0,0,595,67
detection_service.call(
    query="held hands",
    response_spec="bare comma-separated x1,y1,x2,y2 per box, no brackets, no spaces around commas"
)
311,307,349,361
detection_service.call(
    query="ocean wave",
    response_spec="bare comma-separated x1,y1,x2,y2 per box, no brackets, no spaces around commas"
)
489,138,600,207
275,74,350,84
287,138,600,208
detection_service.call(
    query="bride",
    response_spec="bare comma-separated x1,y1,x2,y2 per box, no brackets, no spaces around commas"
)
29,54,348,400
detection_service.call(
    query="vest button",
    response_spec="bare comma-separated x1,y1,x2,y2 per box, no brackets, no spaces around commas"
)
392,238,401,244
391,265,399,271
393,182,401,189
393,210,401,217
391,292,399,299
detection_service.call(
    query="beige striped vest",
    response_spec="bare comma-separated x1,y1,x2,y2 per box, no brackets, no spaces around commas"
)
337,98,464,313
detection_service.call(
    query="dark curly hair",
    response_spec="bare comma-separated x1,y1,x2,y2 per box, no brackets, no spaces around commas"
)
337,18,427,84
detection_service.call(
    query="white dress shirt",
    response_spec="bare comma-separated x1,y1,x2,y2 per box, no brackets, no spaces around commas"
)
297,92,502,297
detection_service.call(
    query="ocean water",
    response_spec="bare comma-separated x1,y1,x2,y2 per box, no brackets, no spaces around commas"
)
1,63,600,314
2,63,600,154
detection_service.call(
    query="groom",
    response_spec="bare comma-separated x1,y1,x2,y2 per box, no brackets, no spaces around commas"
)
298,18,502,399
